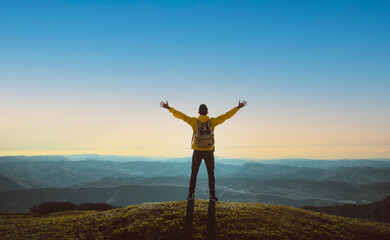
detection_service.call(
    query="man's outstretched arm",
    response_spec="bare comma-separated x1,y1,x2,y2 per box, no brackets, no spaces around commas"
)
160,100,194,126
212,100,247,126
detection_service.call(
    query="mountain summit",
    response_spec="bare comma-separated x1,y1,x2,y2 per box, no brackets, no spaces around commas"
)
1,200,389,240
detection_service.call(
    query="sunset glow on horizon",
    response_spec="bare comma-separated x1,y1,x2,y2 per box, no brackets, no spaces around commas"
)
1,0,389,160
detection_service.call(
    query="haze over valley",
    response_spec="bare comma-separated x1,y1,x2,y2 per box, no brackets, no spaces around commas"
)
1,155,390,213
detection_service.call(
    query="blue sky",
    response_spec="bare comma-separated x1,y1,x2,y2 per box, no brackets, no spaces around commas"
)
1,0,389,159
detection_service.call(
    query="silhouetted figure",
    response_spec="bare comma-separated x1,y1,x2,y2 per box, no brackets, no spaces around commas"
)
161,100,247,201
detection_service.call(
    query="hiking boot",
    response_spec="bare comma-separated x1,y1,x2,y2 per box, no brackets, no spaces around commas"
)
187,193,194,201
210,195,219,202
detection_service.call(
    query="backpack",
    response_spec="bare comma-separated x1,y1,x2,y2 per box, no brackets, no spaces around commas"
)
192,120,215,148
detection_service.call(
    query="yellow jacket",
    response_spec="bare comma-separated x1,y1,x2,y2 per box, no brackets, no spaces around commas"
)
169,106,239,151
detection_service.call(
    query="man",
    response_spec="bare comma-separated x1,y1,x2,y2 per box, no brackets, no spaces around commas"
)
160,100,247,201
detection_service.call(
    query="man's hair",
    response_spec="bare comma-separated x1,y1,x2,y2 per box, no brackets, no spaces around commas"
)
199,104,208,115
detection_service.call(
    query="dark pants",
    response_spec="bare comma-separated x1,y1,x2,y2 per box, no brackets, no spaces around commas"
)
189,150,215,196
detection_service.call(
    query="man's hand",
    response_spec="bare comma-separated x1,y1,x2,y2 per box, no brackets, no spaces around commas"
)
238,100,247,109
160,100,170,110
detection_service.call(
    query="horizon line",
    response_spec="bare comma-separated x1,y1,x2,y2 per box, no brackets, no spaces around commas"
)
1,153,389,161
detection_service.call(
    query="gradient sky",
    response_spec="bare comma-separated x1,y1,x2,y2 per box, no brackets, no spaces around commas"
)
1,0,389,159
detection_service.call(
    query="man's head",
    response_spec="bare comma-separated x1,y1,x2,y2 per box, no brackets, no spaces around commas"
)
199,104,208,115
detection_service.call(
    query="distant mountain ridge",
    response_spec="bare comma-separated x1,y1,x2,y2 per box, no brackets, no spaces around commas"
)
2,158,390,188
69,176,390,204
0,185,188,213
0,155,70,162
1,155,390,214
303,195,390,223
259,158,390,168
2,177,390,212
1,154,390,167
0,175,29,190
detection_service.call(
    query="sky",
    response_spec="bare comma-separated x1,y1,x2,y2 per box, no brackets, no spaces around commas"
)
1,0,389,159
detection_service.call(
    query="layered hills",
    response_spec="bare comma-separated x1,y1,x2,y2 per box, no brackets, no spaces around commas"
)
1,155,390,214
303,195,390,223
